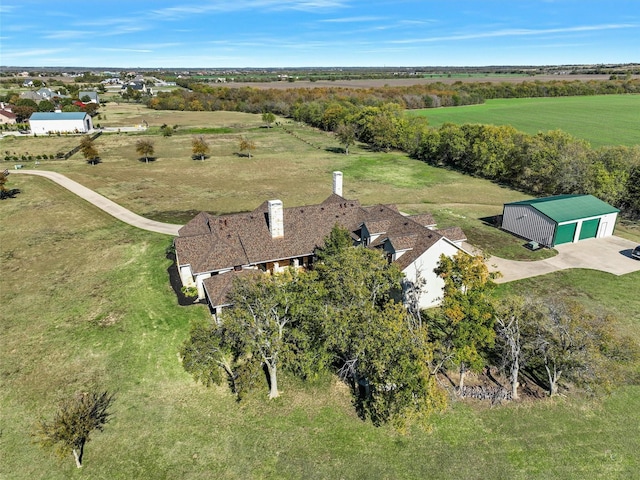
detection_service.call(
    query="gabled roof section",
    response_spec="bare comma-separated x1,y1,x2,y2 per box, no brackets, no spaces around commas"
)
203,269,260,308
175,194,460,278
435,226,467,243
0,110,17,120
363,219,391,235
361,204,443,269
408,213,436,227
505,195,619,223
388,234,418,252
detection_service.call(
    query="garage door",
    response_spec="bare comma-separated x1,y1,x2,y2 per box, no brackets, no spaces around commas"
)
578,218,600,240
554,222,577,245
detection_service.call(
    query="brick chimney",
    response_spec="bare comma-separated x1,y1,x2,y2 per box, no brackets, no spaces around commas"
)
333,171,343,196
267,200,284,238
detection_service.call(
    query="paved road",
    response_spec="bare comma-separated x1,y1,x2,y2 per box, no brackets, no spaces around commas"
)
483,236,640,282
13,170,182,236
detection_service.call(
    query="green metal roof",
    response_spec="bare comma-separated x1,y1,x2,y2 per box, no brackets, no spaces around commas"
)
505,194,619,223
30,112,88,120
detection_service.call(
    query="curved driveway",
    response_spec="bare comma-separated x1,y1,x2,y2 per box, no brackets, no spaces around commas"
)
13,170,181,236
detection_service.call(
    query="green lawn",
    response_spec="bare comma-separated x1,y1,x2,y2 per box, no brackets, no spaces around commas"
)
409,95,640,148
1,105,639,478
2,175,639,479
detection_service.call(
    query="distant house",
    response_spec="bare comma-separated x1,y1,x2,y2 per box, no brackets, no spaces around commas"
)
19,91,42,102
101,77,122,85
19,88,67,103
35,88,65,101
0,104,17,125
78,91,100,104
175,172,468,314
29,111,93,134
501,194,619,247
121,81,148,93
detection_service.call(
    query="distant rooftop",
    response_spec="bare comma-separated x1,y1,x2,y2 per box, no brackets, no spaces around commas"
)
29,112,88,121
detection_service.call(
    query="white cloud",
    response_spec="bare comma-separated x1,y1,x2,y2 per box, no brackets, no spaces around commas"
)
97,48,154,53
150,0,346,20
391,23,638,44
44,30,89,40
320,15,381,23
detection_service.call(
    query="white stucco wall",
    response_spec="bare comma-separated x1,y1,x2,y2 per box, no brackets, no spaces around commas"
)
402,237,462,309
195,273,212,299
179,265,194,287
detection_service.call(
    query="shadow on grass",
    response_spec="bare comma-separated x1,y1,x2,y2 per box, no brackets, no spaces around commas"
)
166,249,201,307
479,214,502,227
138,157,157,163
325,146,345,154
191,155,210,161
0,188,21,199
146,209,201,224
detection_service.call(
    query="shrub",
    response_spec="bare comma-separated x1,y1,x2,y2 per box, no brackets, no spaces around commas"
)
181,286,198,298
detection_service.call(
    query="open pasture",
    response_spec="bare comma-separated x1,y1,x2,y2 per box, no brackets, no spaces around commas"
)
409,94,640,148
1,104,639,479
2,104,637,253
2,172,639,479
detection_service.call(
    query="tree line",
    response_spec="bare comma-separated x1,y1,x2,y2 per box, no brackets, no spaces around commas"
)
147,80,640,217
180,227,638,430
296,102,640,217
149,78,640,115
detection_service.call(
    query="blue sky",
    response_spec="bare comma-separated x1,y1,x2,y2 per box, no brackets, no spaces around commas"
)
1,0,638,68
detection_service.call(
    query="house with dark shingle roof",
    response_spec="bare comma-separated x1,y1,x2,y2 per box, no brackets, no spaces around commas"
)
174,172,467,314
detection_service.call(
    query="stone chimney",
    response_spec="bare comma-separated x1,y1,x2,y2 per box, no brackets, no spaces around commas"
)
333,171,343,196
267,200,284,238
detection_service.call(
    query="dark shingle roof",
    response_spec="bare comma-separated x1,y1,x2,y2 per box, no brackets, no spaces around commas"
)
176,195,456,282
203,269,260,307
435,226,467,243
408,213,436,227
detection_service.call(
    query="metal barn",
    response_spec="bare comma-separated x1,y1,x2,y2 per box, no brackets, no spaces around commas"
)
29,111,93,135
502,195,619,247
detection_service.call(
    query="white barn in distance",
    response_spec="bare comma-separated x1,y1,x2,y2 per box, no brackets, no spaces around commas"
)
29,111,94,135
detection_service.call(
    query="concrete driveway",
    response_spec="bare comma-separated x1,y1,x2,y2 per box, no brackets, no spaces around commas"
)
487,236,640,283
13,170,182,236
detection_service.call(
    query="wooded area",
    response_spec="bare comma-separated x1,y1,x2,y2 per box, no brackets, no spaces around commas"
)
180,228,638,430
147,79,640,218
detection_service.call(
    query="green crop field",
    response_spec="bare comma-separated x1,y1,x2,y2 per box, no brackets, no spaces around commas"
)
408,94,640,148
2,105,639,479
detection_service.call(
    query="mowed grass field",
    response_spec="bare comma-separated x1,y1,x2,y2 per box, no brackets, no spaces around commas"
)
3,104,637,253
1,103,639,479
409,94,640,148
2,170,640,480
